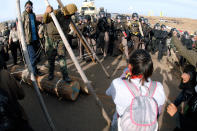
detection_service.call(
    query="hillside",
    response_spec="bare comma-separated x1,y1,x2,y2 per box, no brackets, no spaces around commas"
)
1,16,197,34
147,16,197,33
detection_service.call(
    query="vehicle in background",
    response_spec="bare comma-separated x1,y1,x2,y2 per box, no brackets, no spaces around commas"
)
79,0,97,16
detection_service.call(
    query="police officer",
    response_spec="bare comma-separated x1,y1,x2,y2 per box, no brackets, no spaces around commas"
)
96,11,109,59
150,23,161,54
181,31,193,50
43,4,77,82
140,17,152,51
106,13,115,56
113,16,128,58
128,13,143,50
76,16,85,59
81,15,97,60
157,24,168,62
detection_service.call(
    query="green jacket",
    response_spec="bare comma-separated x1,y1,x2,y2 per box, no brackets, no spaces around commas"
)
172,36,197,67
22,11,38,44
43,9,71,41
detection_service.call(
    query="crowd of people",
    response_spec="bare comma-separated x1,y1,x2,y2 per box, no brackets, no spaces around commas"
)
0,0,197,130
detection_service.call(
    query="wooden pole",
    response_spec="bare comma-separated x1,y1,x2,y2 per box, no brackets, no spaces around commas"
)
70,20,110,78
56,0,110,78
44,0,111,128
16,1,56,131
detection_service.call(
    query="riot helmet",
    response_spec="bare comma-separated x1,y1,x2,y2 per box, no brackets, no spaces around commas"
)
99,11,106,18
154,23,160,30
161,24,166,30
84,15,91,22
132,13,139,20
144,18,149,24
139,17,145,23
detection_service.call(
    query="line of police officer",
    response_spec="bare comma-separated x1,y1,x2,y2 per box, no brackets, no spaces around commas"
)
1,1,196,83
74,12,173,62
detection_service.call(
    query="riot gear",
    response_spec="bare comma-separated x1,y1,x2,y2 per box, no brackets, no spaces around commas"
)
84,15,91,21
99,11,106,18
144,18,149,25
139,17,145,23
132,13,139,19
161,24,166,30
154,23,160,30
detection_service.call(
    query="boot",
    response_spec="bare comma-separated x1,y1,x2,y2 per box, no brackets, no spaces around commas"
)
48,73,54,81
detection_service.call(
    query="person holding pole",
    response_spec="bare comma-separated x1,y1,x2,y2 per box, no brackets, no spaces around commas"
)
22,0,42,76
43,4,77,82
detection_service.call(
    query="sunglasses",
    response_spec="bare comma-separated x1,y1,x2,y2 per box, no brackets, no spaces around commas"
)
26,6,32,9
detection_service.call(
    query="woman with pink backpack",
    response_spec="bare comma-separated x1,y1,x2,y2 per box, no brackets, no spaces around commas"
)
106,49,166,131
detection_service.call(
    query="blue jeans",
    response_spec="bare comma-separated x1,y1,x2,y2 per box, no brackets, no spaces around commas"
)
27,45,37,74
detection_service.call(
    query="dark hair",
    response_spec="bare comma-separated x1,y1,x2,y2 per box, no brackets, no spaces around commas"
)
25,0,33,7
179,64,196,89
129,49,153,83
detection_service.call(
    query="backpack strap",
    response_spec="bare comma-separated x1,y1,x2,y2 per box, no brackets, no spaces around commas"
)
123,80,140,97
148,81,157,97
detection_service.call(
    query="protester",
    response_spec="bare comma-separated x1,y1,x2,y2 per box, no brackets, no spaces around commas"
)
22,0,42,76
106,49,166,131
9,22,22,65
0,57,33,131
167,65,197,131
43,4,77,82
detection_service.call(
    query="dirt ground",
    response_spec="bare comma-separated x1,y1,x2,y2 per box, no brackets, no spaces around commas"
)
5,47,183,131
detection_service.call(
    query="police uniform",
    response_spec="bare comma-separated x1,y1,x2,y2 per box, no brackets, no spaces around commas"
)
76,20,84,59
128,20,141,50
113,21,127,57
141,23,152,51
96,16,110,58
81,18,97,60
151,28,161,54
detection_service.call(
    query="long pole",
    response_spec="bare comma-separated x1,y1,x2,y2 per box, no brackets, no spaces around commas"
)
44,0,111,128
16,1,56,131
56,0,110,78
70,20,110,78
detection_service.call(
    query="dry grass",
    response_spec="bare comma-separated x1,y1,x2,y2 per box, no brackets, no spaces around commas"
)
146,16,197,33
1,16,197,34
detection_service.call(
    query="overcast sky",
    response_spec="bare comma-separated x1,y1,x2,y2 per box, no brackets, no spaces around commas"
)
0,0,197,22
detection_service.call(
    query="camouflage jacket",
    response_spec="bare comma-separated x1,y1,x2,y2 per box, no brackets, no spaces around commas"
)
43,9,71,41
